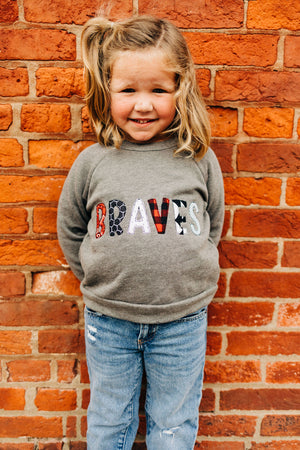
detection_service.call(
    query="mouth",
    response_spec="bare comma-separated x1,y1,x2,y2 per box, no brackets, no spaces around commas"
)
130,118,157,124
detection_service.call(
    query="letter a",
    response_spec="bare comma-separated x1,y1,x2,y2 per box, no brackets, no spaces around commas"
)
128,199,151,234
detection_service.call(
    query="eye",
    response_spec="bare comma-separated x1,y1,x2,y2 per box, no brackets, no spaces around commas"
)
153,88,167,93
121,88,135,93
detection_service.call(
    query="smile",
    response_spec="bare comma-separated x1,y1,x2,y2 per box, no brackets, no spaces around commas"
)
130,119,156,124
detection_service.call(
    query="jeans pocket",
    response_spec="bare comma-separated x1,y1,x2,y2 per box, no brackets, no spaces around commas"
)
176,306,207,323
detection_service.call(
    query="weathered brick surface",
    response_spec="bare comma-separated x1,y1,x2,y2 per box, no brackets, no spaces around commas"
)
1,1,299,447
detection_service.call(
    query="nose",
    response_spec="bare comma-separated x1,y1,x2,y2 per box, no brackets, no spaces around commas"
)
134,94,153,112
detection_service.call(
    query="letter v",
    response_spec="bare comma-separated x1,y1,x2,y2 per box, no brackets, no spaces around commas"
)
148,198,170,234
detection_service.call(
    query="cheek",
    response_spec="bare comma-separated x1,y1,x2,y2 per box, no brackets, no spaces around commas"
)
111,97,130,123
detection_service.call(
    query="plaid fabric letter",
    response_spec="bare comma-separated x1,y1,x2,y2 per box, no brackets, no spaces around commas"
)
148,198,170,234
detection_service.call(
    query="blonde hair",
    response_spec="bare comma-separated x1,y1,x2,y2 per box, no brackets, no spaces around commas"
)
81,15,210,159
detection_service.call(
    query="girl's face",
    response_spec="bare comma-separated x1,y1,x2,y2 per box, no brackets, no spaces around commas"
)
110,49,176,144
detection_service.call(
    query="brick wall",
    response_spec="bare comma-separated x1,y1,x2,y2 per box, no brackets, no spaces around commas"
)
0,0,299,448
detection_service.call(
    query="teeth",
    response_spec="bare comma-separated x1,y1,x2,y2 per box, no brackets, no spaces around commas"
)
132,119,152,124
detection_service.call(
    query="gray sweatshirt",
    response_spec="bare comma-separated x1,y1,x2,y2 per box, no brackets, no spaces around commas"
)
57,138,224,324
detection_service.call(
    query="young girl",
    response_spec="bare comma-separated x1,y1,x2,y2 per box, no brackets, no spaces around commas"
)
57,15,224,449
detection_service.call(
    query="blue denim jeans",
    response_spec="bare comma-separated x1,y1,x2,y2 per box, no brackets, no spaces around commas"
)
84,306,207,450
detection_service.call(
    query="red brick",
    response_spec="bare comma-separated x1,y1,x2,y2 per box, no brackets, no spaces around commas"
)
230,271,300,298
80,416,87,437
183,33,278,66
69,442,87,450
206,332,222,356
212,142,234,173
0,331,32,355
198,414,256,436
282,241,300,267
208,301,274,326
219,241,278,269
24,0,132,24
38,444,63,450
29,140,93,169
204,361,261,383
7,360,51,382
200,389,215,413
0,139,24,167
0,0,18,22
250,441,300,450
261,415,300,436
286,178,300,206
0,240,65,266
233,209,300,238
215,71,300,103
0,208,28,234
195,69,211,98
266,362,300,384
82,389,90,409
0,416,63,438
38,329,85,354
215,272,226,298
285,36,300,68
0,272,25,297
33,207,57,233
0,445,34,450
0,104,12,130
237,143,300,173
278,303,300,327
139,0,243,28
0,388,25,410
0,67,29,97
227,331,300,355
221,211,231,237
209,107,238,137
35,388,77,411
80,360,89,384
247,0,300,30
36,68,85,98
220,389,300,411
224,177,281,206
0,29,76,60
195,443,244,450
57,360,77,383
0,300,78,326
66,416,77,437
81,106,93,133
21,104,71,133
32,270,81,296
244,107,294,138
0,175,65,202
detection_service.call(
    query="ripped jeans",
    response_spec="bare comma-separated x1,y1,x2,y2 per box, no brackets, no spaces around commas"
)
84,306,207,450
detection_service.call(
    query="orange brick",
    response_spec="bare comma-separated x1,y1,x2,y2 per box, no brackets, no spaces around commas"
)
230,271,300,298
250,441,300,449
237,143,300,173
0,240,65,266
33,207,57,233
0,208,28,234
0,272,25,297
81,106,93,133
233,209,300,238
209,107,238,137
261,415,300,436
212,142,234,173
0,29,76,60
243,107,294,138
0,67,29,96
220,389,300,411
0,139,24,167
36,68,85,98
207,332,222,356
282,241,300,267
0,300,78,326
7,360,51,382
32,270,81,296
0,175,65,202
24,0,133,24
285,36,300,68
247,0,300,31
204,361,261,383
195,443,244,450
0,104,12,130
38,443,63,450
198,415,256,437
215,71,300,103
278,303,300,327
0,388,25,410
0,0,19,22
195,69,211,97
39,329,85,354
224,177,281,206
29,140,93,169
0,331,32,355
219,241,278,269
266,362,300,384
0,444,34,450
209,301,274,326
139,0,243,28
57,360,77,383
35,388,77,411
286,178,300,206
227,331,300,355
0,416,63,438
21,104,71,133
183,33,278,66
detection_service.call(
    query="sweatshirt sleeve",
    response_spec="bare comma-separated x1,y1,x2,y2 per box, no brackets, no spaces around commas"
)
205,148,225,246
57,151,93,281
